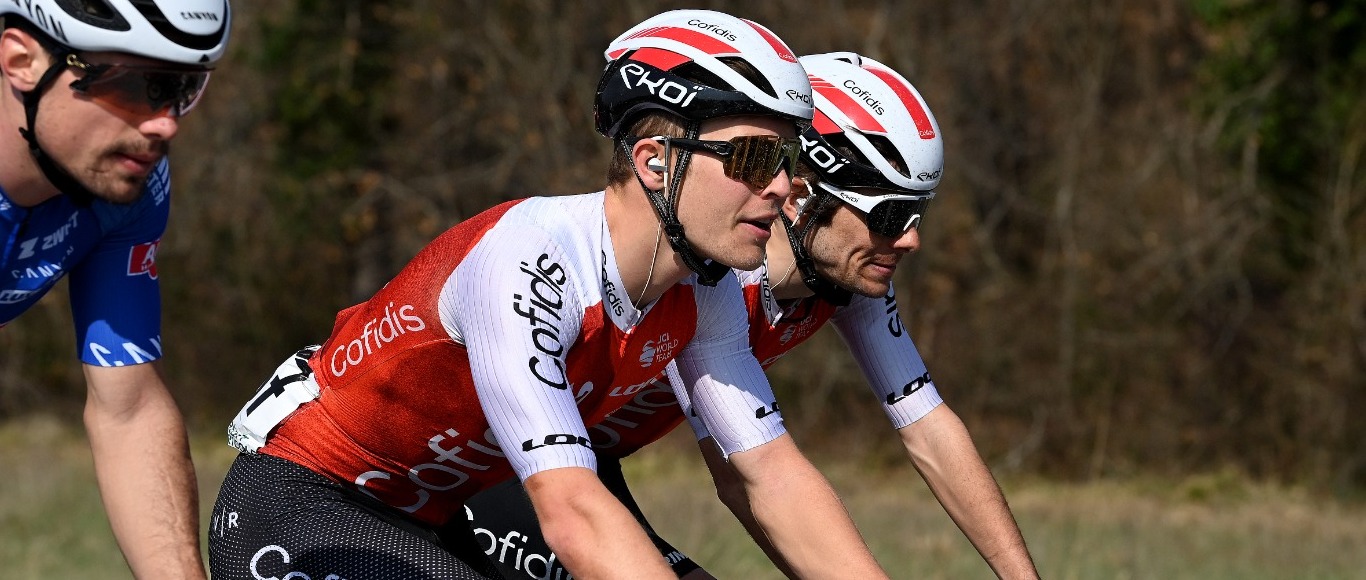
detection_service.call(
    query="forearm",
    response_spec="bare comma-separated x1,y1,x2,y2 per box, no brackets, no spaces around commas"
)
902,407,1037,579
84,366,204,580
526,467,675,579
730,436,888,580
698,439,796,577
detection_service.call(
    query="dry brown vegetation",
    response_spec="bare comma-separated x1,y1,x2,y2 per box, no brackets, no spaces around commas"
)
1,0,1362,488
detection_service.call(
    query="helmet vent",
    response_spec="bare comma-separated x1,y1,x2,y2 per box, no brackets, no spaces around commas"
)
54,0,131,31
864,135,910,177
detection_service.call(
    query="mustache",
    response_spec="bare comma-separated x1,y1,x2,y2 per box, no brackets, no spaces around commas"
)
105,139,170,160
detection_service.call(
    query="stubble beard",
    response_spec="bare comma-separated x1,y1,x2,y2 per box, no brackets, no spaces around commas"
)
68,139,168,205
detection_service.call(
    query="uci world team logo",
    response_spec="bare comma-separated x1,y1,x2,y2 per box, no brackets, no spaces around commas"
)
638,332,681,368
127,241,159,279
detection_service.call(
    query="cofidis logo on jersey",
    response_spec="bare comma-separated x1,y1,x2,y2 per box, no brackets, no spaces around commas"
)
127,241,159,279
514,253,570,390
329,302,427,376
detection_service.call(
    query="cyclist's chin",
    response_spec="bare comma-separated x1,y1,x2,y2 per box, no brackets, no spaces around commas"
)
85,174,148,206
702,240,764,272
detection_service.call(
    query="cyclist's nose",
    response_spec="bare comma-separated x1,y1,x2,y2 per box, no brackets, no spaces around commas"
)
140,112,179,141
763,167,793,200
891,226,920,253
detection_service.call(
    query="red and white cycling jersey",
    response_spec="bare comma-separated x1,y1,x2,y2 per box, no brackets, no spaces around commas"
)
589,265,944,457
234,193,782,525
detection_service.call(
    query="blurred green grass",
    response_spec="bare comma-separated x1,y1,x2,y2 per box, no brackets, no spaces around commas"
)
4,416,1365,579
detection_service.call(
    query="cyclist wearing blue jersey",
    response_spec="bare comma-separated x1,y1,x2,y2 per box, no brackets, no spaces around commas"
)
0,1,230,578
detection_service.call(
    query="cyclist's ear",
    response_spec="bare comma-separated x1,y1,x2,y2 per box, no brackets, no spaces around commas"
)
0,28,49,91
631,138,669,190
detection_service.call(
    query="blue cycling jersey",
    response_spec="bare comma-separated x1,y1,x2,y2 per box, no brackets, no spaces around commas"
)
0,159,170,366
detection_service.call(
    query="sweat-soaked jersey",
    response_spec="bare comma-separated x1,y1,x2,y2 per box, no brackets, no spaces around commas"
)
0,159,169,366
588,265,944,458
236,192,783,526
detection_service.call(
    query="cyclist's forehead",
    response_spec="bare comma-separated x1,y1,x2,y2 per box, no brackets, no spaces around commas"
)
697,115,797,140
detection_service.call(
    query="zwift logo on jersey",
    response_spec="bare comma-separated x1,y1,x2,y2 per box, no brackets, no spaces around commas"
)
638,332,680,368
126,241,159,279
329,302,427,376
513,253,570,390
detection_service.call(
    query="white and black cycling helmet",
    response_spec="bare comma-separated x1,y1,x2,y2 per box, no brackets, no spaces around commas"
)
595,9,813,285
2,0,231,206
0,0,230,66
784,52,944,302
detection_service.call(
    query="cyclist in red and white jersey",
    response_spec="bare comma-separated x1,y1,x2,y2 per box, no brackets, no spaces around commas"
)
0,2,230,578
466,52,1041,579
210,11,890,580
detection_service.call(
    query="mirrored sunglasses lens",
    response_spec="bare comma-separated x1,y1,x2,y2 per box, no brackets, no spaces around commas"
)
723,136,774,187
724,136,800,188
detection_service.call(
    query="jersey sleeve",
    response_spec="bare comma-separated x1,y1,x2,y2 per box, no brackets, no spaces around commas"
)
830,288,943,429
447,224,594,482
663,359,712,441
672,273,784,458
68,159,171,367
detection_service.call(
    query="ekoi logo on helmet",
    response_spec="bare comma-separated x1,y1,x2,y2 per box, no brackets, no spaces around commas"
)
127,241,159,279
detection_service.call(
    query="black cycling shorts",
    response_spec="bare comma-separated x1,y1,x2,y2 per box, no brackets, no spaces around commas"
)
463,453,702,578
209,452,501,580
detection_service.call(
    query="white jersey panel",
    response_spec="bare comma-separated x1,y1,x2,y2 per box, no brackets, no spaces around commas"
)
673,272,785,457
448,197,598,481
830,287,943,429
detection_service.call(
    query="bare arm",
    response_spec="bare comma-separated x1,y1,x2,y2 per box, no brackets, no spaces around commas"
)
83,362,205,580
901,405,1038,579
699,437,795,577
525,466,676,579
707,434,889,580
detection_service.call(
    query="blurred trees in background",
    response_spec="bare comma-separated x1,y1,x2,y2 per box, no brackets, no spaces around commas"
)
1,0,1361,489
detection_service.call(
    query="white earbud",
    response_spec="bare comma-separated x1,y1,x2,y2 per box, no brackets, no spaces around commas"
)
646,158,666,173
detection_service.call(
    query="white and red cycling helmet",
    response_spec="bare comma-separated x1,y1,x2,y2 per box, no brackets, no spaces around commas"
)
800,51,943,194
784,52,945,302
595,10,813,285
1,0,230,66
595,9,812,138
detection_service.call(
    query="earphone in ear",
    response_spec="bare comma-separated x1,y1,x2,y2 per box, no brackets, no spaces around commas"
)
793,194,809,218
646,157,666,173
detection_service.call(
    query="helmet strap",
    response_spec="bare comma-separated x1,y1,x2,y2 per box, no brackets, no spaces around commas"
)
626,123,730,287
777,192,852,306
19,47,98,207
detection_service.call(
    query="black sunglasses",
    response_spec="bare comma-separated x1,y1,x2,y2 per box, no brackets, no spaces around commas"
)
816,181,933,238
66,53,211,117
